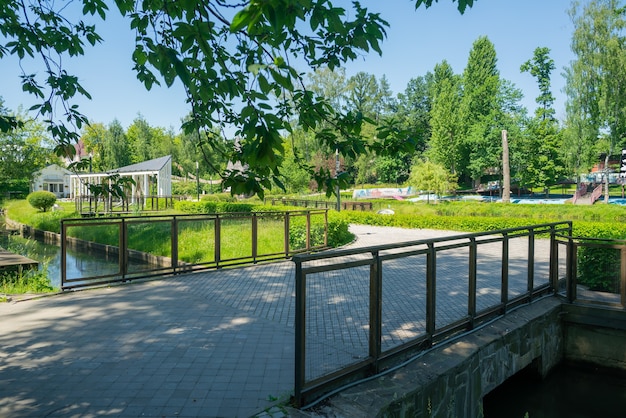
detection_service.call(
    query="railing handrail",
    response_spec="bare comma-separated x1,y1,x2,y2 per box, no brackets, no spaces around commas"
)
61,209,327,224
293,220,573,407
60,209,329,290
294,221,572,264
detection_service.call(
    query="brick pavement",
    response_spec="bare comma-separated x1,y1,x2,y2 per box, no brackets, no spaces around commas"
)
0,225,556,417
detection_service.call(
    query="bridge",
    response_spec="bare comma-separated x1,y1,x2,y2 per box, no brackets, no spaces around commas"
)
0,224,624,417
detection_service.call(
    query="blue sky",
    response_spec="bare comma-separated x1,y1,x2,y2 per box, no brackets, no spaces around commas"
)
0,0,576,132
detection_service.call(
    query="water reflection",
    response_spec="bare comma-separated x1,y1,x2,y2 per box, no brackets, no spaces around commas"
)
483,363,626,417
1,233,124,289
1,213,160,289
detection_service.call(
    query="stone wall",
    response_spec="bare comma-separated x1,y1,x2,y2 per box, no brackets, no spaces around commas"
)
287,298,626,418
291,297,564,418
562,304,626,372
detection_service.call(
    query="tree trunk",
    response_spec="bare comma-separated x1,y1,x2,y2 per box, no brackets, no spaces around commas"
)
604,153,610,203
502,130,511,203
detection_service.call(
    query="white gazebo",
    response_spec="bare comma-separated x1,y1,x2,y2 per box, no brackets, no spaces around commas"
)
70,155,172,203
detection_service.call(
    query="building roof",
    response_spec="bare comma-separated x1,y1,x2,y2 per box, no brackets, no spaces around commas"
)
35,164,73,176
110,155,171,174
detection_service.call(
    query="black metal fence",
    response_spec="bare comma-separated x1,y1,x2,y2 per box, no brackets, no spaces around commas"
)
268,198,373,211
60,209,328,290
557,234,626,309
74,194,185,216
291,221,572,407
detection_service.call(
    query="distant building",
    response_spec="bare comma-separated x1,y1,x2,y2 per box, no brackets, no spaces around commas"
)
31,164,72,198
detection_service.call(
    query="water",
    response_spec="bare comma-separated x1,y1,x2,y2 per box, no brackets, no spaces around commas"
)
483,363,626,417
0,232,122,289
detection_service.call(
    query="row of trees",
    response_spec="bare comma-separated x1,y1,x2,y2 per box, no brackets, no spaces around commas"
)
78,116,228,180
1,0,624,199
283,0,626,198
0,100,58,195
278,37,561,194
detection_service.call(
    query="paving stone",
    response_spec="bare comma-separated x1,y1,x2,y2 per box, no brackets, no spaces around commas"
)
0,225,557,417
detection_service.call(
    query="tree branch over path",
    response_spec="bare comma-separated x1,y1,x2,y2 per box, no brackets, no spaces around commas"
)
1,0,473,197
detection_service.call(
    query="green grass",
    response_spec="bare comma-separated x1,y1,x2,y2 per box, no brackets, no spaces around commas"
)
0,235,59,297
0,268,56,295
365,199,626,222
64,216,298,263
4,199,78,233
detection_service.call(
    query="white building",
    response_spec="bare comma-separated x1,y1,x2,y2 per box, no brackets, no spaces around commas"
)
31,164,72,198
69,155,172,202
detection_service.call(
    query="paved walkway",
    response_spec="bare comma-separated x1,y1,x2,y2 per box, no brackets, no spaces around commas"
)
0,225,555,417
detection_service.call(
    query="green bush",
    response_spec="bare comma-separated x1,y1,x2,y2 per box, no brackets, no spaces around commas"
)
200,193,237,202
174,200,257,214
0,268,56,294
577,246,620,292
289,212,352,249
174,200,218,214
26,191,57,212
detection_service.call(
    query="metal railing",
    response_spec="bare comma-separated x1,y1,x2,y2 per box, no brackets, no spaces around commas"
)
74,194,185,216
590,184,603,203
572,183,587,204
269,198,373,211
557,234,626,309
60,209,328,290
292,221,572,407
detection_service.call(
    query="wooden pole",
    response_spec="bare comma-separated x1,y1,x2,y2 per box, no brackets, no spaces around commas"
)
502,130,511,203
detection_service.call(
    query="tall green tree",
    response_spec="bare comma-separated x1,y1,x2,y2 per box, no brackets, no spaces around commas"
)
521,47,557,121
346,72,379,117
566,0,626,201
562,63,598,182
0,106,55,193
460,36,501,186
80,123,107,171
395,75,433,155
427,60,463,174
100,120,131,171
126,115,154,164
0,0,475,198
519,47,564,194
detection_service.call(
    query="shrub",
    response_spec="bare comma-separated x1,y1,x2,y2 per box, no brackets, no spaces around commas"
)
577,246,621,292
27,191,57,212
174,200,217,214
289,212,352,249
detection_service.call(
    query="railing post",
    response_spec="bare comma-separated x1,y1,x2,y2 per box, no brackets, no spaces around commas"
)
468,237,477,328
501,232,509,314
171,217,178,272
549,224,559,292
215,214,221,268
369,250,382,373
567,236,577,303
324,210,328,247
620,245,626,308
306,211,311,251
252,213,258,263
426,242,436,340
61,220,67,290
527,228,535,300
120,219,128,279
294,258,306,407
284,212,290,257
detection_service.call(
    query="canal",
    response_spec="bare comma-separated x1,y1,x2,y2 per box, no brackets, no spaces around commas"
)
484,362,626,417
1,216,151,289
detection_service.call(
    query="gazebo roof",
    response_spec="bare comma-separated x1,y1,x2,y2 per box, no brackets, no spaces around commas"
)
110,155,171,174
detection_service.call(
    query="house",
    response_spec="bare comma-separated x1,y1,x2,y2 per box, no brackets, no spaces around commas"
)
31,164,72,198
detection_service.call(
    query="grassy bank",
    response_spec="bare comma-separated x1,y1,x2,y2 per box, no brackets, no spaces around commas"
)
341,200,626,239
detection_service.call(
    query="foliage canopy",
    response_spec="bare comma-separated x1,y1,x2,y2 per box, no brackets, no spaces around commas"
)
0,0,473,198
